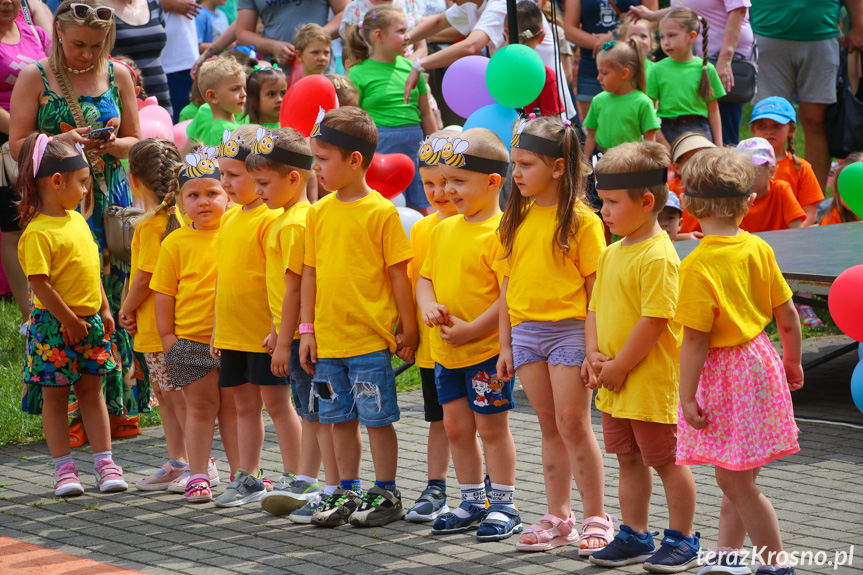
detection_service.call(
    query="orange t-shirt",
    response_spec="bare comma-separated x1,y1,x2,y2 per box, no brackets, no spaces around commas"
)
669,177,701,234
774,155,825,215
740,179,806,233
820,205,860,225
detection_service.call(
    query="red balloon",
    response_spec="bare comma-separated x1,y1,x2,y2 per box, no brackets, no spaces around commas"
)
828,265,863,342
280,75,338,137
366,153,416,199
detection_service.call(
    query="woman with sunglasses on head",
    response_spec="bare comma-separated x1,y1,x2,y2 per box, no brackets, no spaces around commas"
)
10,0,144,436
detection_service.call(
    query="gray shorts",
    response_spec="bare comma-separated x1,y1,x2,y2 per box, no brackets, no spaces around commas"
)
753,35,840,105
164,338,220,389
511,319,586,371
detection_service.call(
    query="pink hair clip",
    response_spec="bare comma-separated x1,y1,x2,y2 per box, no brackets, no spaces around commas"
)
564,120,572,127
358,20,363,29
528,113,537,121
32,134,53,178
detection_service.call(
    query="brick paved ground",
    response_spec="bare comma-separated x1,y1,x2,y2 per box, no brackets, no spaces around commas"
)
0,337,860,575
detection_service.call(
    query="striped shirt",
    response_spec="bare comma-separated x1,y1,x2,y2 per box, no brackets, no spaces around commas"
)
112,0,172,114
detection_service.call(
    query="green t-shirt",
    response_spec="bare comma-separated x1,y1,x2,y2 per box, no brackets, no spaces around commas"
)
218,0,238,24
203,119,239,147
646,57,725,119
750,0,840,42
583,90,661,150
347,56,428,127
644,58,653,77
187,104,237,146
179,102,199,123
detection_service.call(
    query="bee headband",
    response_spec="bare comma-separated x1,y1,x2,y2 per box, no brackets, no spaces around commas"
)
252,128,314,170
418,136,446,167
218,130,250,162
310,107,377,158
439,137,509,175
510,119,563,158
594,168,668,190
33,135,89,179
179,147,221,188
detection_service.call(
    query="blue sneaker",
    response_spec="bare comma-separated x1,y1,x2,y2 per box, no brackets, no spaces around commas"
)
475,504,523,542
589,524,657,567
753,567,795,575
406,485,450,522
644,530,701,573
431,501,487,534
697,548,752,575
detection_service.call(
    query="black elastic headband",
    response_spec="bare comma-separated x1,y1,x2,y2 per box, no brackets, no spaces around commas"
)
258,146,314,170
225,147,251,162
684,185,752,198
448,154,510,175
312,124,377,158
179,168,221,188
513,133,563,158
595,168,667,190
35,154,89,179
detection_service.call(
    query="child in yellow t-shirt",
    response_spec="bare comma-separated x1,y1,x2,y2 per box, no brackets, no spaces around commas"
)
118,139,190,492
404,129,459,523
417,128,520,542
246,127,339,520
676,148,801,573
585,141,699,570
498,117,613,555
17,134,124,497
300,106,416,527
151,153,229,503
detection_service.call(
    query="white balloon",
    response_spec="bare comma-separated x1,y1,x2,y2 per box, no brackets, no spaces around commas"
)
443,124,464,132
391,193,406,207
396,207,423,240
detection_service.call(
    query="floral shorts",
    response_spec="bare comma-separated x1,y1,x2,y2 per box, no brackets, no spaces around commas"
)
144,352,174,392
24,307,119,387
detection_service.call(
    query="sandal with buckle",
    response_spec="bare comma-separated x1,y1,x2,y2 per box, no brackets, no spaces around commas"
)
579,513,617,556
476,504,524,542
516,511,579,552
69,417,88,448
185,477,212,503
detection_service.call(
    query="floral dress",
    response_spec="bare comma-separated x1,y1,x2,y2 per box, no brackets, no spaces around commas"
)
23,61,151,417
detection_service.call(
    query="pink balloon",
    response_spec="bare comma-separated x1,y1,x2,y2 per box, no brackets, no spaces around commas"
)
139,105,174,141
173,120,192,149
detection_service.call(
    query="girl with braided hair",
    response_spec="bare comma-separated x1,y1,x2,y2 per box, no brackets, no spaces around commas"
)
119,138,191,491
647,7,726,147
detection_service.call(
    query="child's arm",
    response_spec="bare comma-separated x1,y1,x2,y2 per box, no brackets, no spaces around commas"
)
154,292,178,353
28,275,91,345
440,298,499,348
390,261,418,362
774,298,804,390
419,93,437,137
209,282,220,360
271,270,302,378
119,270,152,335
584,129,597,160
594,316,668,393
643,129,657,142
787,217,804,229
298,265,318,375
416,276,449,327
707,99,723,148
497,277,515,382
582,310,605,389
99,283,115,338
679,326,710,429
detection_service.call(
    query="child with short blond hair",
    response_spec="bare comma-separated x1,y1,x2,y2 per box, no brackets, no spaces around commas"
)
188,59,247,146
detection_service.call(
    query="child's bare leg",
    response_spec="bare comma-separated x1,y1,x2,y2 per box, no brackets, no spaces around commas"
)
312,421,339,486
152,385,187,461
654,461,696,536
42,386,73,458
185,370,220,478
232,383,265,476
427,420,450,481
715,467,782,555
261,386,302,474
75,374,112,454
442,398,483,484
617,453,653,533
332,420,362,480
217,387,239,475
298,419,322,478
474,410,515,485
716,467,760,549
367,424,398,482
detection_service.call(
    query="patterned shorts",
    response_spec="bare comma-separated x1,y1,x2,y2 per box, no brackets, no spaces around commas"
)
144,352,175,392
164,338,220,389
24,307,119,387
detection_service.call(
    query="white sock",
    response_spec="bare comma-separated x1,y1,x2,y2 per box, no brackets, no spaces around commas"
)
296,475,317,484
54,454,74,472
487,483,516,522
324,484,338,495
93,451,113,466
453,483,486,518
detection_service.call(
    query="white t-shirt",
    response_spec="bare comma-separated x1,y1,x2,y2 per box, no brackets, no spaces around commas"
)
445,0,575,119
162,12,199,74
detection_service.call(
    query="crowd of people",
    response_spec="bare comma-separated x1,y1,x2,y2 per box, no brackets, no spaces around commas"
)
2,1,862,575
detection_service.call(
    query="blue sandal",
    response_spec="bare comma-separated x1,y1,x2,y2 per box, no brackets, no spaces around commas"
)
476,504,524,541
431,501,487,534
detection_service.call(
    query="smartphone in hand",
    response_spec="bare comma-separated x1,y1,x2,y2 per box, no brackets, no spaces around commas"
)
87,127,115,141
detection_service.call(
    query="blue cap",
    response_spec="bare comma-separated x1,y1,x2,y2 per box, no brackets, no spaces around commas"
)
664,192,682,213
750,96,796,125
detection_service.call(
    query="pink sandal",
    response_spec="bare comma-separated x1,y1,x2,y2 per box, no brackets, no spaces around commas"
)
515,511,579,552
578,514,617,556
185,476,212,503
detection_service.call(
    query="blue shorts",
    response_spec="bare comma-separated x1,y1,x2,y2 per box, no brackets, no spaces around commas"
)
376,124,429,210
290,339,318,422
434,355,515,415
576,70,603,102
312,349,400,427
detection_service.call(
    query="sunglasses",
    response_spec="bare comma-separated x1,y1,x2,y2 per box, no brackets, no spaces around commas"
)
69,3,115,21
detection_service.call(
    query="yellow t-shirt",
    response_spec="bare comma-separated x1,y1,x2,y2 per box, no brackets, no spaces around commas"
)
215,203,282,352
266,201,311,339
420,213,505,369
408,212,447,369
304,191,414,358
504,201,606,325
131,211,184,353
675,233,793,348
18,211,101,316
150,226,220,345
589,232,680,424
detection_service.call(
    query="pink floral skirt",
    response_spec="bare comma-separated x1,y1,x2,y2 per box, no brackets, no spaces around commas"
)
677,332,799,471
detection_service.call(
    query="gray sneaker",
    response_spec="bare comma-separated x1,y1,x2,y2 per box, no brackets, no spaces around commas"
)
260,474,322,516
349,487,406,527
406,485,450,522
288,492,329,524
213,469,265,508
310,488,363,527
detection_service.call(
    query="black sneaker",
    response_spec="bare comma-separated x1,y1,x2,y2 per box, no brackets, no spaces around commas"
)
349,487,406,527
311,488,362,527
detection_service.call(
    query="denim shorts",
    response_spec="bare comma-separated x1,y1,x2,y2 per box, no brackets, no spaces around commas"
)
511,319,586,371
435,355,514,415
312,349,400,426
576,70,603,102
290,339,318,422
376,124,429,210
660,115,713,148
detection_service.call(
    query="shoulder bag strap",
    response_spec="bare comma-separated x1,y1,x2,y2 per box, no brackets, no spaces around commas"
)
20,0,33,25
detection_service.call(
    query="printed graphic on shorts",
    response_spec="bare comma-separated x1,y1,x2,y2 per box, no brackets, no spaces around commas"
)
471,371,510,408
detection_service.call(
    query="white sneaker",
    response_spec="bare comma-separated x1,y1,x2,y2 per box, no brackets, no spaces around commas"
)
167,458,219,493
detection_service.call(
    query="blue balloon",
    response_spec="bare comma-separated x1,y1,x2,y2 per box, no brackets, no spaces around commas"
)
858,343,863,361
463,104,518,155
853,360,863,414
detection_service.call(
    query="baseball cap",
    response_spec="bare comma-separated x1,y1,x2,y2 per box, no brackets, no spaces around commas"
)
736,137,776,166
670,132,716,163
749,96,796,125
664,192,682,213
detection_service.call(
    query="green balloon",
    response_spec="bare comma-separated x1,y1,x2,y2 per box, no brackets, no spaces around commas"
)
838,161,863,218
485,44,546,109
